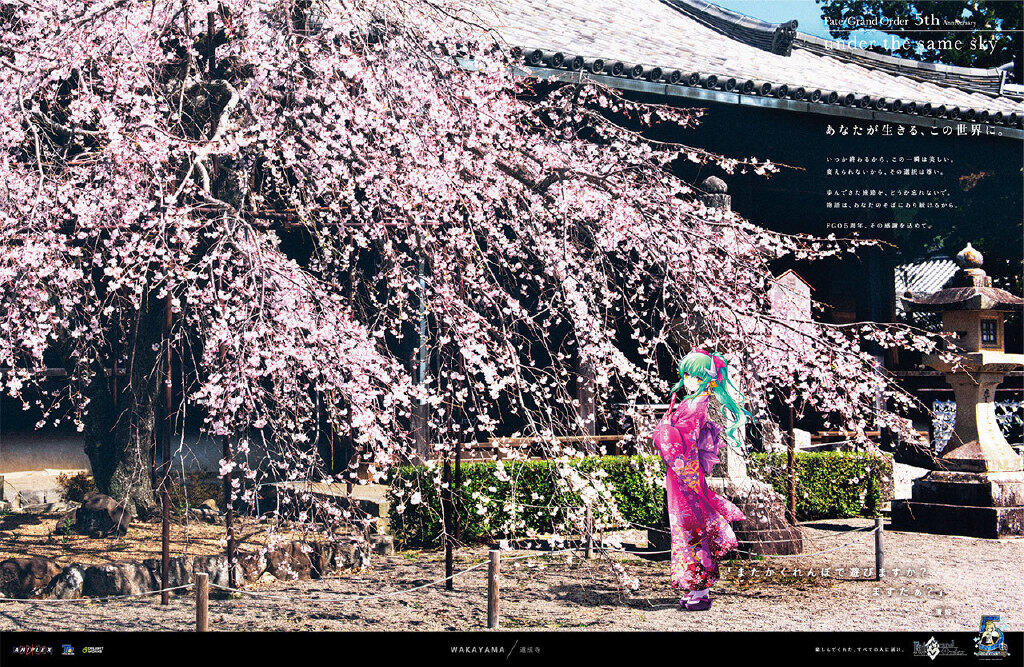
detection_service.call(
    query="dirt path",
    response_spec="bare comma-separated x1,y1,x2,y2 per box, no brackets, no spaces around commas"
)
1,519,1020,632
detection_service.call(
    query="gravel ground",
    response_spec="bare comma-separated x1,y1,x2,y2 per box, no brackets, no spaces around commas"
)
1,518,1020,632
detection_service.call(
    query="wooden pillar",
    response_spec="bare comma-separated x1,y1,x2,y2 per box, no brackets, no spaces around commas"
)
160,291,173,605
453,420,464,542
584,504,593,559
785,402,797,525
442,453,454,591
487,550,500,629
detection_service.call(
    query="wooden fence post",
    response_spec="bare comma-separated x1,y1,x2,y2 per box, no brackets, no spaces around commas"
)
454,424,464,542
584,504,593,559
443,454,454,591
487,550,500,629
874,516,884,581
195,572,209,632
222,433,235,589
785,403,797,525
160,291,173,605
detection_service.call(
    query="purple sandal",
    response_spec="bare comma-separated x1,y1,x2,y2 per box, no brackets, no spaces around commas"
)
683,596,712,611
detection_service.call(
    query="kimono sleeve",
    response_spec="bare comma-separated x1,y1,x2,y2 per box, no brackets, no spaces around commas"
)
669,450,703,494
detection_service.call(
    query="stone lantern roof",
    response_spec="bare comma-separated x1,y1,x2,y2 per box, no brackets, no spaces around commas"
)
901,243,1024,313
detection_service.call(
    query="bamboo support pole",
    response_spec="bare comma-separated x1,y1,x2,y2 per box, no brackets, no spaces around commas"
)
585,504,593,559
487,550,500,629
875,517,884,581
160,291,172,605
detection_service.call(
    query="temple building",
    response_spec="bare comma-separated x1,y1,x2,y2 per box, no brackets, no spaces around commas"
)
460,0,1023,446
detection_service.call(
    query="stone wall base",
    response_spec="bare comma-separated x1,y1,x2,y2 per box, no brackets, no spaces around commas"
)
0,535,394,600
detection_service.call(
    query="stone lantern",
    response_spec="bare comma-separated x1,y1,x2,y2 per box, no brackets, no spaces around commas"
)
892,244,1024,537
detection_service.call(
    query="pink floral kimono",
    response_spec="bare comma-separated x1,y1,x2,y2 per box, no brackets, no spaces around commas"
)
653,394,745,590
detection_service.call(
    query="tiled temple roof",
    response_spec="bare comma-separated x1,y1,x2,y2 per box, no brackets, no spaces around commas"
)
671,0,1015,97
895,257,959,317
453,0,1024,135
897,257,959,295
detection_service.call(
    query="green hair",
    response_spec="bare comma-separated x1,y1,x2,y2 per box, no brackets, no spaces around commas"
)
670,350,752,449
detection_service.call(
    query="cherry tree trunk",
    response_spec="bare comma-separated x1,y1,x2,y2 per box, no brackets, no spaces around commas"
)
81,293,167,519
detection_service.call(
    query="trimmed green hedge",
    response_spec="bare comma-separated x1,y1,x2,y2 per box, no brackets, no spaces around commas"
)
386,456,665,548
386,451,892,548
748,451,892,521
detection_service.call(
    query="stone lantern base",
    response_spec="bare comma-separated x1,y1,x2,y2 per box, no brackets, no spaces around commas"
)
891,468,1024,538
891,357,1024,538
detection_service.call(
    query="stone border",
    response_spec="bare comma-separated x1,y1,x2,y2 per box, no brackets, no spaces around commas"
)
0,535,393,600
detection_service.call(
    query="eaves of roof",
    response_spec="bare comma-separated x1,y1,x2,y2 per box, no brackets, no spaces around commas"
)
476,0,1023,139
668,0,1018,98
516,64,1023,141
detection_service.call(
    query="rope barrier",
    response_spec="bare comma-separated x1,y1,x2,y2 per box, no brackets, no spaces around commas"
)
204,548,577,603
733,526,878,558
626,516,806,542
0,586,193,606
598,522,878,559
731,521,878,546
501,501,878,551
598,547,671,555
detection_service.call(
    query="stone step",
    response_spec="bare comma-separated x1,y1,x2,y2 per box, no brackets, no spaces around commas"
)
0,469,84,510
910,471,1024,508
263,482,391,533
891,499,1024,538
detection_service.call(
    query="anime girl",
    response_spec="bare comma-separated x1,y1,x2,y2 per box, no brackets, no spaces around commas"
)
652,349,750,611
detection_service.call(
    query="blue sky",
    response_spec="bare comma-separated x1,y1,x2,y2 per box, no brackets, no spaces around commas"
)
714,0,896,47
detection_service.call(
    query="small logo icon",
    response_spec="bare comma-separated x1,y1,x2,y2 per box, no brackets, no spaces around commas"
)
61,645,75,656
924,637,940,661
913,637,941,660
913,636,966,660
975,615,1009,658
